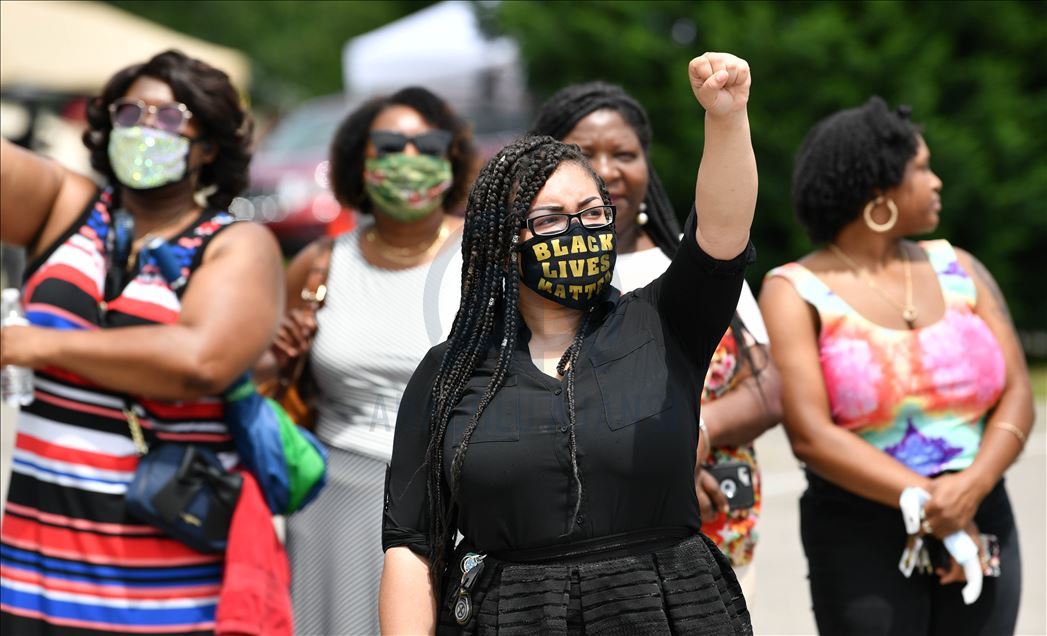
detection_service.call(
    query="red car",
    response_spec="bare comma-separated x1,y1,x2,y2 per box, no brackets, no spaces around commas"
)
236,94,357,255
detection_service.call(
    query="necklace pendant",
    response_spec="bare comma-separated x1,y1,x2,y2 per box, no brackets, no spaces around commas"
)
902,306,918,326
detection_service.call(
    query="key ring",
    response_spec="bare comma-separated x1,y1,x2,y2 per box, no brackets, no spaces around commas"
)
461,552,485,573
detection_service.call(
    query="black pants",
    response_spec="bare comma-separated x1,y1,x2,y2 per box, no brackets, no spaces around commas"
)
800,473,1021,636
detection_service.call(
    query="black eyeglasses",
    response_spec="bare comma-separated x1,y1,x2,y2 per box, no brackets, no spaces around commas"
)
109,98,193,133
369,130,453,157
523,205,616,237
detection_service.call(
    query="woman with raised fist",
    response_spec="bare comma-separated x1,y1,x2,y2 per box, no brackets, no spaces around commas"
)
530,81,783,603
381,52,758,634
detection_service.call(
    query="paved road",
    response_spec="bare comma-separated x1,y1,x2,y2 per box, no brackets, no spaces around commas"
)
2,401,1044,635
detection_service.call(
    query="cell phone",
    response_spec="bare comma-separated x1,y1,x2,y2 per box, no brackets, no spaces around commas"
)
923,533,1001,578
706,461,755,510
980,533,1001,577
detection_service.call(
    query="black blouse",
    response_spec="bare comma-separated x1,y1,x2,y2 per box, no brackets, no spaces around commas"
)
383,210,754,557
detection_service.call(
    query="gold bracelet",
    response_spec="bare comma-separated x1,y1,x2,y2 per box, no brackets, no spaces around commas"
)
992,421,1028,446
698,417,712,458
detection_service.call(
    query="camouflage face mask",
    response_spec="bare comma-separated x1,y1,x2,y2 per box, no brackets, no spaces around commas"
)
108,126,193,190
363,153,453,222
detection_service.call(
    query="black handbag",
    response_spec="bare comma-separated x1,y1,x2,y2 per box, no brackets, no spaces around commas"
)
123,406,242,553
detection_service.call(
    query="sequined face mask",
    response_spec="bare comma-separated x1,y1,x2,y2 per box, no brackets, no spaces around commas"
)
363,153,453,222
108,126,193,190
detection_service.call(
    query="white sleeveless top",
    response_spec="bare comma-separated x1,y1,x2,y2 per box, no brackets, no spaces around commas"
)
311,221,463,461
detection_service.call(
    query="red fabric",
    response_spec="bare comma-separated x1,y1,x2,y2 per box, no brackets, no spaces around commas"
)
216,470,293,636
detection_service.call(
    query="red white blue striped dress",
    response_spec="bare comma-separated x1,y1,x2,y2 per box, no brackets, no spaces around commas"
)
1,189,238,635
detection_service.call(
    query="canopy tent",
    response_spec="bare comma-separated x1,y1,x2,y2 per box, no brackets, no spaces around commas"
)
0,1,250,95
342,1,529,135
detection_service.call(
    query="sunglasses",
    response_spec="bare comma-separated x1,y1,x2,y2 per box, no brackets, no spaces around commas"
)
370,130,453,157
109,98,193,133
523,205,617,237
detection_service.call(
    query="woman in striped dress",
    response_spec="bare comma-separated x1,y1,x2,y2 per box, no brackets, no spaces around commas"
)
0,50,283,635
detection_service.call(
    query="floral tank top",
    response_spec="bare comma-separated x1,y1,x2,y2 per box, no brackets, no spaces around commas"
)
766,240,1005,477
701,325,762,568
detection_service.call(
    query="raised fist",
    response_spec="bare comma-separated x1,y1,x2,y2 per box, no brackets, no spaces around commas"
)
688,52,751,118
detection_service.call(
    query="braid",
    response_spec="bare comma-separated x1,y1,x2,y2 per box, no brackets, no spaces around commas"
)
424,136,609,588
728,313,768,400
556,308,593,532
531,81,682,258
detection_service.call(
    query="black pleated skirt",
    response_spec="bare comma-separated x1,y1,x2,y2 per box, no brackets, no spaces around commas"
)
437,533,752,635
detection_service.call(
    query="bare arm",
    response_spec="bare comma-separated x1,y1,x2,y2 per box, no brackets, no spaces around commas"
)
922,249,1035,535
380,547,437,635
960,249,1035,477
702,342,783,449
759,276,931,507
688,53,757,260
252,238,327,382
1,222,284,400
1,137,97,257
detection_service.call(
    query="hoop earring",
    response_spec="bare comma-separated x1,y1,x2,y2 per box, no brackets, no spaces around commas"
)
863,196,898,233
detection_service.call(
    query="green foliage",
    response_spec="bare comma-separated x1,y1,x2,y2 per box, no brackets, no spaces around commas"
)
1031,364,1047,401
108,0,431,109
491,0,1047,333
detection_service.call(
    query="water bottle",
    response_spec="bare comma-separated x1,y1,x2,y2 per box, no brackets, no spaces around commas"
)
1,288,34,407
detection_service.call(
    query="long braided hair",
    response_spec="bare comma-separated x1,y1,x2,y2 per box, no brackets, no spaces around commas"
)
529,81,681,258
425,136,609,586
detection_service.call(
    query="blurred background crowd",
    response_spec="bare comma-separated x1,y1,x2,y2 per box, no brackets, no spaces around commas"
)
0,1,1043,634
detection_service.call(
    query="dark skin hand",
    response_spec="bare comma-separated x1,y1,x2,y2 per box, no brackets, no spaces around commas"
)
1,224,284,399
254,103,463,382
694,336,782,520
0,77,283,400
253,241,324,385
695,467,729,521
760,137,1033,522
563,80,778,526
761,137,1032,581
921,249,1034,538
379,51,759,634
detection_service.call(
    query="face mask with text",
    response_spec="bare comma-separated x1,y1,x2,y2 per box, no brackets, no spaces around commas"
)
518,223,616,310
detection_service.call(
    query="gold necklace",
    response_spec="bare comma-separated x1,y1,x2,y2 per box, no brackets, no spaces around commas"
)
366,220,450,263
829,243,918,328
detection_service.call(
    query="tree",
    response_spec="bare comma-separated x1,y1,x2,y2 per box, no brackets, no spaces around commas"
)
490,0,1047,337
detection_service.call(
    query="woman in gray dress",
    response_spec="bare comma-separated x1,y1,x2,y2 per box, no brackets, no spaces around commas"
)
261,86,477,635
